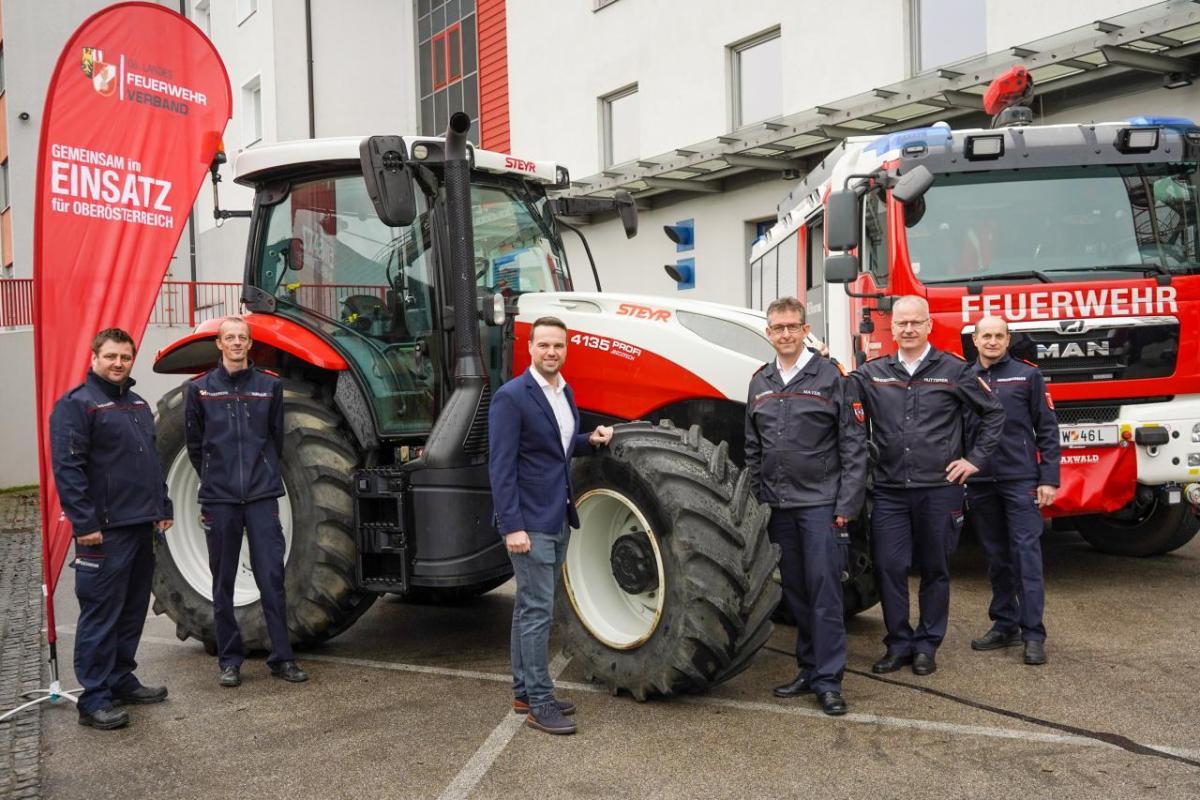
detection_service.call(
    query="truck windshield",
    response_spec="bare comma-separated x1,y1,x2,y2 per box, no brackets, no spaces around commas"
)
907,163,1200,284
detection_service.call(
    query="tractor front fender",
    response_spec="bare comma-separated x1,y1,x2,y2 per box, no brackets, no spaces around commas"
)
153,313,349,374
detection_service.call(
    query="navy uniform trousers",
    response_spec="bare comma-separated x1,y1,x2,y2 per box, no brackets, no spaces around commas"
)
871,485,966,656
71,523,155,715
201,498,294,668
768,504,845,694
966,479,1047,642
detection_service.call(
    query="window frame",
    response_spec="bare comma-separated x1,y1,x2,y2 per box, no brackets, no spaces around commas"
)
908,0,986,76
236,0,257,26
600,83,639,169
431,23,463,91
241,75,263,147
729,27,782,131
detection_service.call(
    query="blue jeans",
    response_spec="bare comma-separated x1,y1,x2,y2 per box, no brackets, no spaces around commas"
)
509,525,568,708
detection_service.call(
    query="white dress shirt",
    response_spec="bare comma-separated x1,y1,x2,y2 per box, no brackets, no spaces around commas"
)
776,347,814,386
530,366,574,455
899,343,932,376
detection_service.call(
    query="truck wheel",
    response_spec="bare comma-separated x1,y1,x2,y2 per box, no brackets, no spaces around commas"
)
559,421,779,699
769,509,878,625
1076,495,1200,557
151,379,376,650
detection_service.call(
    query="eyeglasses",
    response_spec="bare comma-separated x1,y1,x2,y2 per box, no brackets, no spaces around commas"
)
891,319,930,329
767,323,804,335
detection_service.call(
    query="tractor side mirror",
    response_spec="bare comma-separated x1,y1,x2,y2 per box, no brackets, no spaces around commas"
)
825,189,861,251
825,253,861,284
892,165,934,206
360,135,417,227
613,190,638,239
287,237,305,271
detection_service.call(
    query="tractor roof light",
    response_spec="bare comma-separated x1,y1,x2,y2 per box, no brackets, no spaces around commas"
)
1115,127,1159,154
966,135,1004,160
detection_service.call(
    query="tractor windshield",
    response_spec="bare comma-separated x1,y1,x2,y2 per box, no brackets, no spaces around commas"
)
908,163,1200,284
255,172,568,439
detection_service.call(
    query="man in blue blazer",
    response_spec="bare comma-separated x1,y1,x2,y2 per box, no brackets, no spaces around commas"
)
488,316,613,736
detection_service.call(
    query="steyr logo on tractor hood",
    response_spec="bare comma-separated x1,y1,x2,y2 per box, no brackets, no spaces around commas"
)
617,303,671,322
961,286,1177,322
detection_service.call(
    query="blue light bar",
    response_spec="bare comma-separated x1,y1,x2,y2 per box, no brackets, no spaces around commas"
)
864,126,952,156
1126,115,1197,128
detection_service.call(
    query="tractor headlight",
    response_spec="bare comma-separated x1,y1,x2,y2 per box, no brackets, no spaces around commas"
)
1192,422,1200,443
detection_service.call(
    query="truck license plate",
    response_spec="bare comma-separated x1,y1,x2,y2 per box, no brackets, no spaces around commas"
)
1059,424,1119,448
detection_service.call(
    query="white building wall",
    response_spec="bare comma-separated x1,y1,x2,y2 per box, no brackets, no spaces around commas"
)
508,0,1176,307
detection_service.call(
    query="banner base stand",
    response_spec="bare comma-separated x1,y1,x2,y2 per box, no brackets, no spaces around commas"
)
0,681,80,724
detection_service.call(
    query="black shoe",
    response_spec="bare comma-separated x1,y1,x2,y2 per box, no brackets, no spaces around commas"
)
269,660,309,683
78,705,129,730
773,673,813,698
1024,640,1047,666
818,691,848,716
526,702,577,735
218,666,241,688
971,629,1022,651
513,695,576,716
912,653,937,676
112,684,168,705
871,653,913,674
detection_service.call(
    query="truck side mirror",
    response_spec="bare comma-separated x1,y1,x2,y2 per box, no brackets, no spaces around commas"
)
892,165,934,205
614,190,638,239
360,135,417,227
825,189,861,251
825,253,860,283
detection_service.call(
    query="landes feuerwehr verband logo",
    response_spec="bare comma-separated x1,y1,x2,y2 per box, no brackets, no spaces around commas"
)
80,47,117,97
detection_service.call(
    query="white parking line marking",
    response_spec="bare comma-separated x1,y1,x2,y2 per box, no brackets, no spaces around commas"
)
437,651,571,800
56,627,1200,762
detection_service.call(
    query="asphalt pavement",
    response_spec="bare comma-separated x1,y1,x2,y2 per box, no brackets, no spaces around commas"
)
35,524,1200,800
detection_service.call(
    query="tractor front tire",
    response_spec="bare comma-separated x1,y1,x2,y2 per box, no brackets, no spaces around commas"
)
151,379,376,651
1076,495,1200,557
558,421,779,699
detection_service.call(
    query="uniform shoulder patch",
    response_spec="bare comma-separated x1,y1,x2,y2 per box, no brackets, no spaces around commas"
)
257,367,280,378
834,360,847,377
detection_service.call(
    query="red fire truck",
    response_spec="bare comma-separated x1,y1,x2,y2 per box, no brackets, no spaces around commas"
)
749,69,1200,557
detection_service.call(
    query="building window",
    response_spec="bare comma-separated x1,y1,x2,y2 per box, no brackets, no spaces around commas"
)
416,3,480,144
432,23,463,90
193,0,211,36
911,0,986,74
731,29,781,129
242,77,262,146
236,0,257,25
602,85,638,167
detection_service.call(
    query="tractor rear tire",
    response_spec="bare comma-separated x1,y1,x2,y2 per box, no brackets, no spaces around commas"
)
558,421,779,699
151,379,376,651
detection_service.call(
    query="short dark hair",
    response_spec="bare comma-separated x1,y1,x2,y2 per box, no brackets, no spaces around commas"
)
765,297,806,324
529,316,568,340
91,328,136,356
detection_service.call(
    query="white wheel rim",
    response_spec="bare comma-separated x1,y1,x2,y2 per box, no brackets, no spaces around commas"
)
563,488,665,649
164,448,293,607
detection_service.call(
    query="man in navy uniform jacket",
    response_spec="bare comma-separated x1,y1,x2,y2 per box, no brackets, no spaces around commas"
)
186,316,306,688
51,328,173,730
488,316,613,736
965,315,1060,666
